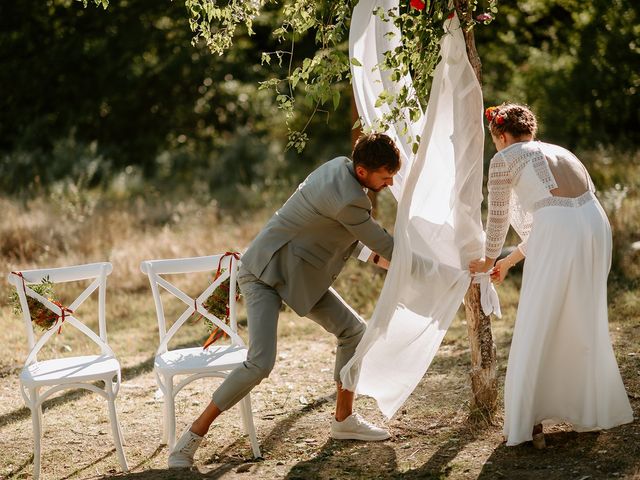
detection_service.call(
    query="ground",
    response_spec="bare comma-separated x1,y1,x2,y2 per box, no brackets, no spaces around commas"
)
1,277,638,480
0,197,638,479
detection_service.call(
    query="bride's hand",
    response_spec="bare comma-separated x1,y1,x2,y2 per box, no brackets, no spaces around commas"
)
490,258,511,284
469,258,494,274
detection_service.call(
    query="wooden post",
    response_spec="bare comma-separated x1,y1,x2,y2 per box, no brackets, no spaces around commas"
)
454,0,498,421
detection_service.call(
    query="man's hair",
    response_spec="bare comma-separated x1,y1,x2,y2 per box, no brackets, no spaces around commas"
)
352,133,401,172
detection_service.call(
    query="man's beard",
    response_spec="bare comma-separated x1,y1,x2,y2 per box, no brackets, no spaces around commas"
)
367,184,387,193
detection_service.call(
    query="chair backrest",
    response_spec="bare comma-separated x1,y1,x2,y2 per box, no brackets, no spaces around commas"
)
140,253,244,355
7,262,115,366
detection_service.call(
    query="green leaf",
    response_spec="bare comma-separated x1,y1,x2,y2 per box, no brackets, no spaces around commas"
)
350,57,362,67
332,89,340,110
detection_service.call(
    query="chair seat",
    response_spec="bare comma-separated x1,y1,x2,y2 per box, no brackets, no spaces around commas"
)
20,354,121,387
155,345,248,375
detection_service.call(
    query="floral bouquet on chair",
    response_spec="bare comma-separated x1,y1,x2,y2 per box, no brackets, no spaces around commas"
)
9,275,62,331
198,253,242,349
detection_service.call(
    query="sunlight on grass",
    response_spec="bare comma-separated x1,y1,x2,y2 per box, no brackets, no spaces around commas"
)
0,168,638,478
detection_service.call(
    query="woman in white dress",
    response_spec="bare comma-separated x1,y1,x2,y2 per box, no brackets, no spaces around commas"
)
469,103,633,448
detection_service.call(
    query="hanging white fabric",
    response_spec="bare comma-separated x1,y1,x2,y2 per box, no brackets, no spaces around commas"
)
341,2,492,418
349,0,425,199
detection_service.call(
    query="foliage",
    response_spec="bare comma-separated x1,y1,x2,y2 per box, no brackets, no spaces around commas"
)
475,0,640,150
78,0,109,8
184,0,498,152
0,0,637,196
0,0,297,193
585,149,640,285
9,276,60,331
199,267,242,347
201,274,239,332
185,0,262,55
363,0,496,147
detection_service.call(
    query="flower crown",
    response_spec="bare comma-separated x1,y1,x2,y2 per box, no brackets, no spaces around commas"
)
485,106,505,125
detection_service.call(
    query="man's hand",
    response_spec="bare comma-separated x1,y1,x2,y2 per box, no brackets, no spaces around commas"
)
376,256,390,270
469,257,495,274
369,252,390,270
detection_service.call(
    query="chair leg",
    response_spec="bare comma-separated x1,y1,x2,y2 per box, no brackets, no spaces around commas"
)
110,378,127,447
30,391,43,480
239,394,261,459
106,382,129,472
160,394,169,445
165,380,176,450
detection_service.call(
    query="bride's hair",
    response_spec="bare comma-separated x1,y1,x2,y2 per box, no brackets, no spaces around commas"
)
489,103,537,139
352,133,401,173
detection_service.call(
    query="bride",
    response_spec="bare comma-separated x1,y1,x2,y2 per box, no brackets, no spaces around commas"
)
470,103,633,448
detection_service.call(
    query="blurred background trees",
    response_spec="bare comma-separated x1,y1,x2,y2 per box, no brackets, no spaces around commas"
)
477,0,639,150
0,0,638,197
0,0,353,199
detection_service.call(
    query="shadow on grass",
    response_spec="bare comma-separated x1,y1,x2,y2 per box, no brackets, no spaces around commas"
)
197,392,338,477
59,449,122,480
4,453,33,479
392,420,482,480
477,420,640,480
0,350,157,429
285,439,398,480
107,393,338,479
4,445,164,480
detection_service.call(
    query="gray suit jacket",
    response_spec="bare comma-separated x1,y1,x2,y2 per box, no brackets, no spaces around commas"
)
241,156,394,316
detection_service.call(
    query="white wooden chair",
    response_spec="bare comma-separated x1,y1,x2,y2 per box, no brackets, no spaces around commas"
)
7,262,128,479
140,253,261,458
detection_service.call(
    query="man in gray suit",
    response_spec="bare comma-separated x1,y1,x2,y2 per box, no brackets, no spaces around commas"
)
169,133,399,468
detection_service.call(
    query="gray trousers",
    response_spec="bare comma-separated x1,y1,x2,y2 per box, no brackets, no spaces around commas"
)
211,268,366,412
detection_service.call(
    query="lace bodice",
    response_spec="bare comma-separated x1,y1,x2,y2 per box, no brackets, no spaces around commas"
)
485,141,594,259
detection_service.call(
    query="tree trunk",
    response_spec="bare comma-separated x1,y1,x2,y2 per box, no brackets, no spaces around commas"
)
454,0,498,421
463,282,498,420
454,1,483,83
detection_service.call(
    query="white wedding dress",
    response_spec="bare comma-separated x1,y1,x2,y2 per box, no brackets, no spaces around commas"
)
485,140,634,445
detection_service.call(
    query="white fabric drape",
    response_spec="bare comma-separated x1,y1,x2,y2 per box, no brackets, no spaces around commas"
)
341,2,488,418
349,0,425,199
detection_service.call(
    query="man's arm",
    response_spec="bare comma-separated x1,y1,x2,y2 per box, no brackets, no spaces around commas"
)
336,198,394,261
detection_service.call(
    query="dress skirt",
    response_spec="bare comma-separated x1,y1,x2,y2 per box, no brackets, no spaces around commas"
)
503,192,634,446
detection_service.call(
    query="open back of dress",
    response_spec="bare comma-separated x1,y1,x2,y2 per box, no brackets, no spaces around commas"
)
485,141,597,259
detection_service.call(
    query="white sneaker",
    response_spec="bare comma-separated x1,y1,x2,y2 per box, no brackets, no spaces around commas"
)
168,429,203,468
331,413,390,441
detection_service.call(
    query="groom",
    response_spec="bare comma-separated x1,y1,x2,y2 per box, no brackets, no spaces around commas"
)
169,133,399,468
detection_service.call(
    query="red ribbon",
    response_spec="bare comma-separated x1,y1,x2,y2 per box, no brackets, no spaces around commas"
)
214,251,241,281
11,271,27,296
51,300,73,334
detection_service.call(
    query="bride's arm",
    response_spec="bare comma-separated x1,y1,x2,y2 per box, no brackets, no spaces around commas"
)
491,246,525,283
479,152,513,271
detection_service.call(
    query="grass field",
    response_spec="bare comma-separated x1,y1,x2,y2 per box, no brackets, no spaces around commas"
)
0,184,638,479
